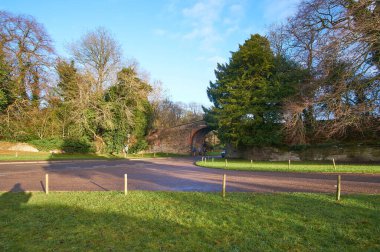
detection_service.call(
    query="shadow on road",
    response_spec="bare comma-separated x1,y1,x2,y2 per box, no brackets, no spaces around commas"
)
0,155,379,193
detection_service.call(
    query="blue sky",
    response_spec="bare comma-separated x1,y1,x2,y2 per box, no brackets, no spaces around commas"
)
0,0,301,107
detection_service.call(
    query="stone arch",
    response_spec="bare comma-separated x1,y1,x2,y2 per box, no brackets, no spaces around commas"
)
147,120,212,155
190,127,212,155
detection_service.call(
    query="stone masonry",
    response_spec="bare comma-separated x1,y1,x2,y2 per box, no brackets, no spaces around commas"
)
147,120,211,154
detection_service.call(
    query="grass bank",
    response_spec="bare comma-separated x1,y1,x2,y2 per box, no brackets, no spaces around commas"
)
196,159,380,173
0,151,188,162
0,151,120,161
0,191,379,251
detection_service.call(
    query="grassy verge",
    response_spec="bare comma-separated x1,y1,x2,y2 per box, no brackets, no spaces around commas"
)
125,152,189,159
0,191,379,251
0,151,188,162
0,152,121,161
196,159,380,173
205,151,222,156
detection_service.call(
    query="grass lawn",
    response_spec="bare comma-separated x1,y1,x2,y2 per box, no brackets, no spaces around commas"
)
0,151,187,162
196,159,380,174
0,151,120,161
0,192,379,251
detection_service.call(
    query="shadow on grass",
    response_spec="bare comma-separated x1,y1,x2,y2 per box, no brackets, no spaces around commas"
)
0,190,379,251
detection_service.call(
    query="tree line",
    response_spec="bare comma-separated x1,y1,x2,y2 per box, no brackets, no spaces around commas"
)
205,0,379,148
0,11,203,153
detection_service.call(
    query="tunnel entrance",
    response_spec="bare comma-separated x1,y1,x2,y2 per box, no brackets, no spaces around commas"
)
191,129,219,155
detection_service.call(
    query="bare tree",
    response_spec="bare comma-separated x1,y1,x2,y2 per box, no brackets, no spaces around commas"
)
269,0,380,144
0,11,54,103
69,27,121,93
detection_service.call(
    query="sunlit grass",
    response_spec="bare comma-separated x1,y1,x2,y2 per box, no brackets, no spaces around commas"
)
0,151,188,162
0,191,379,251
196,158,380,173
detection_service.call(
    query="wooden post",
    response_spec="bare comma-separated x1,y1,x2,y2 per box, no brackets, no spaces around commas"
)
205,157,207,163
288,160,291,170
124,174,128,195
45,174,49,195
222,174,226,198
333,158,336,171
251,160,253,169
202,157,204,162
336,175,341,201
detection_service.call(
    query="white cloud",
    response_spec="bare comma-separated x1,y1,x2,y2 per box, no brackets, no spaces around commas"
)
263,0,302,23
153,28,168,36
229,4,244,16
182,0,225,51
181,0,245,52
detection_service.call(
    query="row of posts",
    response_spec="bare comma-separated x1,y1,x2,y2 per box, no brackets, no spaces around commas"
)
44,172,342,201
202,157,338,171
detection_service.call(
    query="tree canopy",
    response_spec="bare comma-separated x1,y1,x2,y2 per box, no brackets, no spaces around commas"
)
207,34,305,147
206,0,379,147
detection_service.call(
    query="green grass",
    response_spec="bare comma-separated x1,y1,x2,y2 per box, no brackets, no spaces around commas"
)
205,151,222,156
196,159,380,173
0,152,188,162
0,152,121,161
0,192,379,251
125,152,189,159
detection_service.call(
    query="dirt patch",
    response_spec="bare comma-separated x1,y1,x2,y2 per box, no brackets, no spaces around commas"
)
0,142,39,152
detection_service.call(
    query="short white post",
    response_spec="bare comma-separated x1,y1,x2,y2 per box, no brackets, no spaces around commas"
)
124,174,128,195
251,160,253,168
45,174,49,194
288,160,291,170
222,174,226,198
333,158,336,171
336,175,341,201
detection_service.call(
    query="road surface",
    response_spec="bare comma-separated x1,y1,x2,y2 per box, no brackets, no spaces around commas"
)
0,157,379,193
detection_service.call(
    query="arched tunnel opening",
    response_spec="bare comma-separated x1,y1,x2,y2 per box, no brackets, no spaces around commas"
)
191,128,220,156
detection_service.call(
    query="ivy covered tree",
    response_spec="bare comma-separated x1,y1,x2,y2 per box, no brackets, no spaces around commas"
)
206,34,305,147
103,67,152,153
0,48,14,112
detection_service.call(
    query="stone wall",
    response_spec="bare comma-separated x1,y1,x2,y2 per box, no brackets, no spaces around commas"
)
226,144,380,162
147,121,210,154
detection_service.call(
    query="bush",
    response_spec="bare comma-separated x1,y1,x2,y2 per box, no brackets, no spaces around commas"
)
28,138,64,151
61,138,94,153
29,138,94,153
129,140,148,154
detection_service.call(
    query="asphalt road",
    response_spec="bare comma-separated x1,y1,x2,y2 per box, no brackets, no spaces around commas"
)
0,157,379,193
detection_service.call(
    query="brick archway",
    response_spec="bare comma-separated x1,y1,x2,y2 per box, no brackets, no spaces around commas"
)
147,120,211,154
190,127,212,154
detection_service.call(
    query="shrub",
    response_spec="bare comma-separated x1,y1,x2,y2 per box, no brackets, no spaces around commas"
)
129,140,148,153
28,138,64,151
61,138,94,153
29,138,94,153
